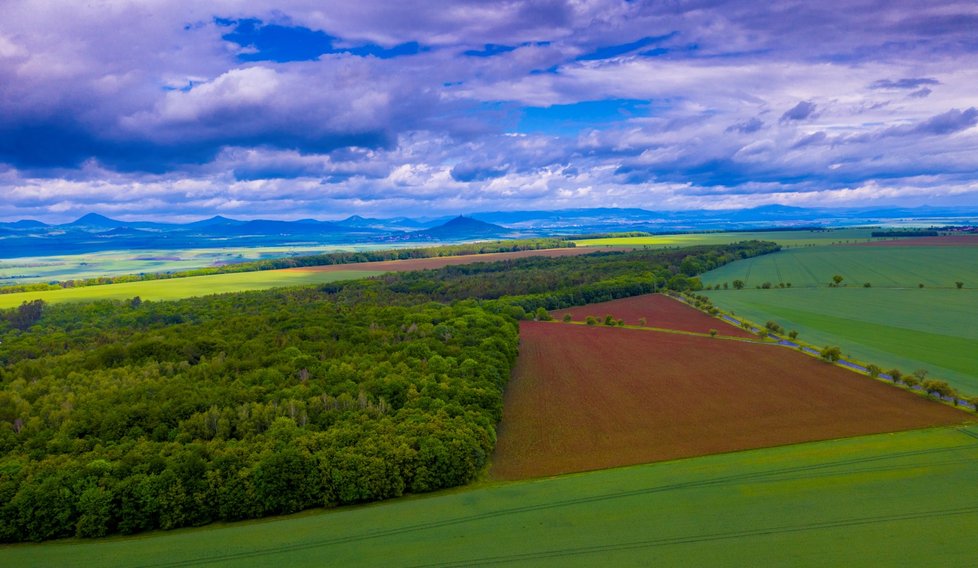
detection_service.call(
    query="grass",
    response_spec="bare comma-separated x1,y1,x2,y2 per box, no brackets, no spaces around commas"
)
4,426,977,567
699,245,978,394
0,269,382,308
701,288,978,395
701,245,978,289
573,228,887,249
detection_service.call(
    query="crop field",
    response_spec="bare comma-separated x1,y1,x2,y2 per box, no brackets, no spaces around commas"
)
701,245,978,289
4,426,977,567
853,235,978,247
573,227,886,249
700,243,978,393
0,248,611,308
0,269,383,308
490,321,970,480
0,244,418,286
550,293,755,338
701,288,978,394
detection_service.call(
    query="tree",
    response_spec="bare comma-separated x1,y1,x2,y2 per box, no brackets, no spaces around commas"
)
831,275,844,286
732,280,745,290
913,368,929,381
637,317,647,326
603,314,615,326
863,282,871,288
788,330,798,339
585,316,597,326
888,369,903,384
956,281,964,289
866,364,881,378
8,300,44,331
820,345,842,362
922,379,955,402
534,307,552,321
562,313,572,323
709,329,717,337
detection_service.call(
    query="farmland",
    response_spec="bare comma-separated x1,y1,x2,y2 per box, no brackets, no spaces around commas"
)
550,293,754,337
574,227,887,249
4,426,977,567
700,244,978,394
0,247,609,308
701,245,978,289
491,320,971,480
0,269,383,308
0,245,417,286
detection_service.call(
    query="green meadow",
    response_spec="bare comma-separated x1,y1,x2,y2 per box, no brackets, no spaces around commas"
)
702,245,978,289
3,426,976,567
701,245,978,394
702,288,978,394
0,269,382,309
574,227,886,249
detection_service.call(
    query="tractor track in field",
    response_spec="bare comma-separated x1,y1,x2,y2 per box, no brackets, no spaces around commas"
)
136,441,978,568
410,504,978,567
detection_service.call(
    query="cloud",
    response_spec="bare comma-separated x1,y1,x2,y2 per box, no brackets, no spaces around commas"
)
1,0,978,221
870,77,940,90
780,101,817,122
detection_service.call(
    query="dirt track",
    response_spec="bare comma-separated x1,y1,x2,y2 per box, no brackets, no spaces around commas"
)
491,321,972,480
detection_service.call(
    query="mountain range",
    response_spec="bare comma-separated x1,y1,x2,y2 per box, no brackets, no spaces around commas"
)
0,205,976,259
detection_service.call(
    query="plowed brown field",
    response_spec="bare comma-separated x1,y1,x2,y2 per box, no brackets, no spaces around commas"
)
491,322,972,480
551,293,754,337
287,247,618,274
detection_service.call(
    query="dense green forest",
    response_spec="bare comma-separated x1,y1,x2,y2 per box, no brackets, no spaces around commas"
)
0,241,778,541
0,238,571,295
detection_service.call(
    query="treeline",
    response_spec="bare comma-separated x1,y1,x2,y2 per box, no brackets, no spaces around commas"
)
0,240,779,542
0,238,572,295
870,230,940,238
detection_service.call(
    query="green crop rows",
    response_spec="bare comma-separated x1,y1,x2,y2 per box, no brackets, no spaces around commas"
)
701,245,978,289
701,245,978,394
3,426,976,567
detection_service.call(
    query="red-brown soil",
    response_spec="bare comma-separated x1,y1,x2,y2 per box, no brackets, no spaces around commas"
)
491,322,972,480
286,247,619,273
854,235,978,247
550,293,755,338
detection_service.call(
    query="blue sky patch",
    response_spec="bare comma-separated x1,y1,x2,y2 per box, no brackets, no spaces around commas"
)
518,99,651,135
218,18,427,62
576,33,678,61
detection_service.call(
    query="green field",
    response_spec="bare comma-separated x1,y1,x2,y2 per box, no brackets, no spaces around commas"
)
0,269,381,308
702,288,978,394
3,426,976,567
574,228,888,249
0,244,423,287
702,245,978,289
700,245,978,394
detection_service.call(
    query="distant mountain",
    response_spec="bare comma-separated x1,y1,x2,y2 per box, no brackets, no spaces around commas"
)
65,213,127,229
408,216,511,240
96,227,154,237
186,215,243,228
0,219,49,229
336,215,429,230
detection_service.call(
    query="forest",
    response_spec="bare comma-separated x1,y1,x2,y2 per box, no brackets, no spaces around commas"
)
0,241,778,541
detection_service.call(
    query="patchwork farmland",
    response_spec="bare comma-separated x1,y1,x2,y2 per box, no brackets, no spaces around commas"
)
701,242,978,394
491,317,971,480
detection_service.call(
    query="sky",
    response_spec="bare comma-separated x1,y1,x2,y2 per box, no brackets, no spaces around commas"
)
1,1,978,222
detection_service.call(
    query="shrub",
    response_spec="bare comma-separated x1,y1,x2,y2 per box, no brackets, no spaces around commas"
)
562,313,572,323
820,346,842,362
585,316,597,326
